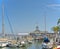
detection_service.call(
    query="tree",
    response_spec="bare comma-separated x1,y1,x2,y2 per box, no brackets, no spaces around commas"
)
52,26,59,42
51,18,60,43
52,26,59,33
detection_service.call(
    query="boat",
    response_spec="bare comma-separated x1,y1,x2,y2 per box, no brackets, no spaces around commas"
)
42,37,53,49
20,41,26,47
6,40,26,47
53,39,60,49
27,40,32,44
0,38,9,47
0,0,9,47
0,0,20,48
53,45,60,49
6,43,18,48
0,41,8,48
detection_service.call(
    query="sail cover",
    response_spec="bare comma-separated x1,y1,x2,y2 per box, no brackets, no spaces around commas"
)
43,37,50,42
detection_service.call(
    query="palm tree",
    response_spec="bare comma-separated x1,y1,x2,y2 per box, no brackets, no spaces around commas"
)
51,18,60,43
52,26,59,42
52,26,59,33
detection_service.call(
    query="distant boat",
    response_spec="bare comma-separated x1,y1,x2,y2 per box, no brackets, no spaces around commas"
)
20,41,26,47
27,40,32,44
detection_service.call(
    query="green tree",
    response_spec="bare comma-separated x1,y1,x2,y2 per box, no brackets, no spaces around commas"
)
52,26,59,42
52,26,59,33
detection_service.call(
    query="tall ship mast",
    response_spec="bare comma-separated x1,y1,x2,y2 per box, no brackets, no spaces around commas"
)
2,0,5,37
44,15,46,33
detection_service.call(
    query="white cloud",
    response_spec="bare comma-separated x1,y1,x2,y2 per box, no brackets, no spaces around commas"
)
48,4,60,7
47,4,60,10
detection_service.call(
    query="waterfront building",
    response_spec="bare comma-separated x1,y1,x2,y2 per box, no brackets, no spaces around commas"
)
0,25,56,41
30,26,56,40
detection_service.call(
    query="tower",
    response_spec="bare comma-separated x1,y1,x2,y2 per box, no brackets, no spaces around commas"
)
36,25,39,31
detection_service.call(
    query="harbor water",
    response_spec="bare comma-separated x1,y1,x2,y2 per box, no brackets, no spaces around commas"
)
0,41,42,49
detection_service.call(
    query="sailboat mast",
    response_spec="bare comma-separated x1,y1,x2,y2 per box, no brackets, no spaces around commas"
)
2,0,5,37
43,13,47,37
44,15,46,33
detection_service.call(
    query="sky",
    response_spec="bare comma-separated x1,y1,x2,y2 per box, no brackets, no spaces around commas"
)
0,0,60,34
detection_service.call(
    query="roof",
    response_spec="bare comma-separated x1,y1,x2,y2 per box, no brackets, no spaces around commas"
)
18,33,29,35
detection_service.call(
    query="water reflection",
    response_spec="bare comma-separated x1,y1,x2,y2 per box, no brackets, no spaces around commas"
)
0,47,9,49
27,41,42,49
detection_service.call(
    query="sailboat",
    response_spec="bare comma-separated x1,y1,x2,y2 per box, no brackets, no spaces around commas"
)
0,0,19,47
42,15,53,49
0,0,26,48
0,0,9,47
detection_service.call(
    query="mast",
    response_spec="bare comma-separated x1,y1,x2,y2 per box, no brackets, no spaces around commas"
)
44,15,46,33
2,0,5,37
44,11,47,35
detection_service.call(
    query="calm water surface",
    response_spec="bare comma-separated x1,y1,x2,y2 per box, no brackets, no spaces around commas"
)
0,41,42,49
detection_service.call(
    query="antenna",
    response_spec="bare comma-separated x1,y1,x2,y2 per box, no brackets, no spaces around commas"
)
2,0,5,37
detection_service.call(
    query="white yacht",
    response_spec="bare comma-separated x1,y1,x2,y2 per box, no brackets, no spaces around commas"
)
0,42,8,48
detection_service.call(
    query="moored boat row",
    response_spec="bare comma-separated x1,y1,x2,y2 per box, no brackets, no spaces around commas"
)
0,40,33,48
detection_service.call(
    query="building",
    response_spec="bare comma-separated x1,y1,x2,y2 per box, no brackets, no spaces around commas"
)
30,26,55,40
